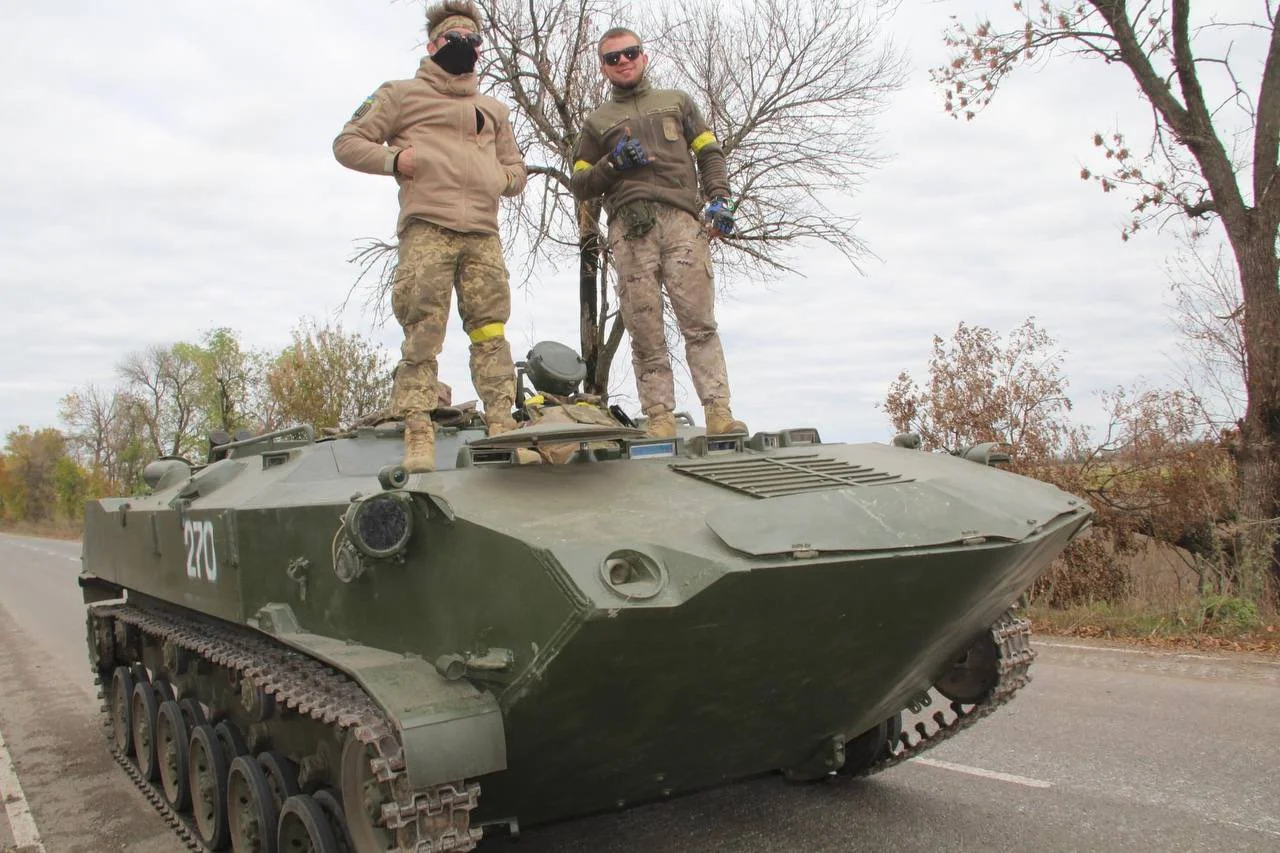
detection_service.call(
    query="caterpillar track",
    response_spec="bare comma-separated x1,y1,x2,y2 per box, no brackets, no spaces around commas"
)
88,599,481,852
861,609,1036,776
91,598,1034,851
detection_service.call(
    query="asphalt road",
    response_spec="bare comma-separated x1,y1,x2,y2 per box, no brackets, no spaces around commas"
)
0,531,1277,853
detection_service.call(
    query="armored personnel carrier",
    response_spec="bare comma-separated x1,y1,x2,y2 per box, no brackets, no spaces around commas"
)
80,343,1091,851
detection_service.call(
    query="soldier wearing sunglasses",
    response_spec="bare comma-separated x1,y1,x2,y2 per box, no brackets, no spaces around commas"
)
334,0,528,472
571,28,748,440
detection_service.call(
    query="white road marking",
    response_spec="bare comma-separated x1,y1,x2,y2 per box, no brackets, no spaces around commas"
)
911,757,1052,789
1035,639,1265,665
1221,817,1280,838
0,722,46,852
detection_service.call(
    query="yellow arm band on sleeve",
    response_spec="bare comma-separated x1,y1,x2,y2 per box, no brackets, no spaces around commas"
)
573,160,592,173
469,323,505,343
690,131,717,153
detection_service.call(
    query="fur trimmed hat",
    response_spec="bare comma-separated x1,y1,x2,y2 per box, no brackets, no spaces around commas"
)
426,0,483,40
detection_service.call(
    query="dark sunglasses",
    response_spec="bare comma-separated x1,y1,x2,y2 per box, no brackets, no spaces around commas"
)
601,45,642,66
442,31,483,47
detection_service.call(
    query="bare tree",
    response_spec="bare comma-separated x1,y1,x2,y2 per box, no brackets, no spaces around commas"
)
935,2,1280,595
1166,233,1248,431
353,0,903,396
117,345,204,458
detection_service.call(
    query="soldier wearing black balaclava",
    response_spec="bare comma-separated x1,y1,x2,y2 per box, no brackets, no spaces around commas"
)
334,0,527,473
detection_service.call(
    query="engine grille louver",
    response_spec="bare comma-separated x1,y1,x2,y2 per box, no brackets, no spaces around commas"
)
669,454,911,498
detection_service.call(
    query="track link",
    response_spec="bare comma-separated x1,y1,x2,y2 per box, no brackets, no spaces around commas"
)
90,600,481,852
861,609,1036,776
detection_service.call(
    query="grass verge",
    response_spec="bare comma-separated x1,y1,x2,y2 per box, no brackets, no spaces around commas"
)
1028,599,1279,655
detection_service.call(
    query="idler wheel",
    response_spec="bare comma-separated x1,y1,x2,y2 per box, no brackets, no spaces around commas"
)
110,666,135,756
313,788,355,853
156,699,192,811
339,737,394,852
277,795,341,853
190,723,232,849
258,751,301,812
228,755,279,853
131,680,161,781
935,631,1000,704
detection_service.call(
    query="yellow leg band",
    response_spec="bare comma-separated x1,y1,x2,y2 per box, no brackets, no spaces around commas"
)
469,322,505,343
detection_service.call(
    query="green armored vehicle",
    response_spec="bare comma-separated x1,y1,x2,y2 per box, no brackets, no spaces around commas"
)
80,342,1091,852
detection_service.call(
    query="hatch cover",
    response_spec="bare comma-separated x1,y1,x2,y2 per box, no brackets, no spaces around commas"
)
669,454,910,498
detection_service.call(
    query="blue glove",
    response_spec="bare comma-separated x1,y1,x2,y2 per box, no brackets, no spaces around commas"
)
609,135,651,171
703,197,736,236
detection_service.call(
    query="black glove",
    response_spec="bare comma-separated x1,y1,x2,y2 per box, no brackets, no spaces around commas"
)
703,197,736,236
609,135,651,171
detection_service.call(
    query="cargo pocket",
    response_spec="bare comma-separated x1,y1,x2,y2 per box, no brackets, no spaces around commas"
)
391,275,417,326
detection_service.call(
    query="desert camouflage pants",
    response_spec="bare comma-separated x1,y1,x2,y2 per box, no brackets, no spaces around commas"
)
391,219,516,421
609,204,731,416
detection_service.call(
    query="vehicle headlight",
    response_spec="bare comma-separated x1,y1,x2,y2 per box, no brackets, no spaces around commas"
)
344,493,413,559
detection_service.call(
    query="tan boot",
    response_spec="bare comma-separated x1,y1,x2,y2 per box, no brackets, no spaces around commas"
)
645,410,677,439
403,414,436,473
485,413,518,436
486,415,541,465
705,401,748,436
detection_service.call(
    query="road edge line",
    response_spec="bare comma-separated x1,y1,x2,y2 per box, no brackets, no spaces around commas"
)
0,720,45,852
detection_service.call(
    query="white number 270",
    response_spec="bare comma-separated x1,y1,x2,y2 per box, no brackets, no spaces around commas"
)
183,519,219,582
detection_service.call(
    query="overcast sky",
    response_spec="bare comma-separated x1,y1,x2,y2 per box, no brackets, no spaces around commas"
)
0,1,1249,447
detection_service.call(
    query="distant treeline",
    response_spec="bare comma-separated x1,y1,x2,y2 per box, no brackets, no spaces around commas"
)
0,323,390,522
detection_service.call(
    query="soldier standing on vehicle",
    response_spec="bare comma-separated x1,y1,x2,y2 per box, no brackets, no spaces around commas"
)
334,0,527,472
570,27,747,439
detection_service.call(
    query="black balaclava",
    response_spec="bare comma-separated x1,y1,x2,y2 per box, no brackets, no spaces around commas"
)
432,39,478,75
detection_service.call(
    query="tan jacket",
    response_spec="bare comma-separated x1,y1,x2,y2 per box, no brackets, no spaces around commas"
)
570,77,729,218
334,58,527,237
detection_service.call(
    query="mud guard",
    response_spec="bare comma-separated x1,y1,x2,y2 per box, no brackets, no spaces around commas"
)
256,604,507,788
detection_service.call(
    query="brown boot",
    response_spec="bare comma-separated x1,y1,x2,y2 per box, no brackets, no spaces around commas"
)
645,410,677,439
403,414,436,473
705,401,748,436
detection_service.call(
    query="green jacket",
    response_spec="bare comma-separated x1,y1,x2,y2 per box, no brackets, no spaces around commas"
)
570,77,730,218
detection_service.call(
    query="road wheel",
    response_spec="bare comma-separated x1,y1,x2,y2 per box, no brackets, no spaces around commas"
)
156,699,191,811
215,720,249,765
313,788,354,853
339,737,394,852
190,723,232,849
110,666,135,756
131,680,160,782
277,795,340,853
227,754,279,853
258,751,301,813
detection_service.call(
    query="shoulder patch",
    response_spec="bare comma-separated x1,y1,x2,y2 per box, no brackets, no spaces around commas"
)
351,94,376,121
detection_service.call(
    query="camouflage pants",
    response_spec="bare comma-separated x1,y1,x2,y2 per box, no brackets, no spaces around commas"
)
391,219,516,420
609,204,731,416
